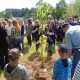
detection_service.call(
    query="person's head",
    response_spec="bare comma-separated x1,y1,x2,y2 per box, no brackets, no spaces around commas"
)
19,18,24,26
12,20,17,27
62,23,69,32
2,21,7,27
68,17,73,23
8,19,12,26
8,48,23,63
58,20,63,27
49,20,55,27
58,44,67,59
12,20,20,32
34,19,40,26
48,15,53,21
27,19,32,25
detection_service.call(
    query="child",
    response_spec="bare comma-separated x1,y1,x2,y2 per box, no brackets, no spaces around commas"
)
4,48,29,80
52,44,72,80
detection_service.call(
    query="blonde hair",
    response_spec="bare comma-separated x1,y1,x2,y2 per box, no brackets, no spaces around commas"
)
50,20,55,26
0,21,3,28
34,19,40,25
12,20,20,33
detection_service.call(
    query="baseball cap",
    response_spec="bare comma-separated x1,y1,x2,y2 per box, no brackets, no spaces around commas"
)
58,44,67,53
8,48,23,60
62,23,69,29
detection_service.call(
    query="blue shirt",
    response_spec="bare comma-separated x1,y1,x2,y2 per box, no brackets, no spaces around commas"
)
65,25,80,49
52,58,72,80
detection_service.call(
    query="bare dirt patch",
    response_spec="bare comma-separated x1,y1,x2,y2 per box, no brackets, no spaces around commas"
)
20,53,56,80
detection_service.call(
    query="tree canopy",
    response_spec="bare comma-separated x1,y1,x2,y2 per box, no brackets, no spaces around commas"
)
0,0,80,19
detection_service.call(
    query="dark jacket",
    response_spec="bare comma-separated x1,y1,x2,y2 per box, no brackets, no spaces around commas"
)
21,25,24,36
0,27,8,50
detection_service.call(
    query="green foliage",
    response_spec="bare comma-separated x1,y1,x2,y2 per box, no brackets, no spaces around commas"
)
5,8,36,18
36,2,49,23
56,0,67,19
36,0,43,8
73,0,80,16
63,0,80,18
0,11,12,19
0,12,4,18
4,12,12,19
36,3,49,60
0,0,80,20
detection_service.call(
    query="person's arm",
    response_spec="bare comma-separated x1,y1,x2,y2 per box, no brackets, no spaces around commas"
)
21,66,29,80
68,59,72,77
72,62,80,80
67,49,72,58
65,33,73,58
3,28,7,37
52,61,59,80
32,27,38,33
4,64,8,79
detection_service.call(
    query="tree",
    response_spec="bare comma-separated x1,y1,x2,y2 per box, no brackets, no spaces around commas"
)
4,12,12,19
56,0,67,19
73,0,80,16
0,11,5,18
36,0,43,8
36,2,49,60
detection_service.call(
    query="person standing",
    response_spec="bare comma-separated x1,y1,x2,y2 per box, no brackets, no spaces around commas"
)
26,19,33,48
11,20,21,51
32,19,40,51
56,21,64,43
46,20,57,56
62,23,80,79
19,19,25,52
0,21,9,69
5,19,13,49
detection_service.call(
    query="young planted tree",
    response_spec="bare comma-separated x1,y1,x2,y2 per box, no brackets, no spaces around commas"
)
36,2,49,62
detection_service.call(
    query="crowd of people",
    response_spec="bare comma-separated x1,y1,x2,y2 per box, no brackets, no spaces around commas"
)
0,15,80,80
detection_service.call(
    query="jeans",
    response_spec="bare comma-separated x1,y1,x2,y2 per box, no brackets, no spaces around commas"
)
12,38,21,51
21,35,24,51
27,35,32,46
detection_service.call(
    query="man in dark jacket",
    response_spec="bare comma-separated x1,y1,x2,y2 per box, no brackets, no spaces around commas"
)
0,21,9,69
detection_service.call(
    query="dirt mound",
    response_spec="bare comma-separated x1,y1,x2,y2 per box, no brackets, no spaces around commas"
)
20,53,55,80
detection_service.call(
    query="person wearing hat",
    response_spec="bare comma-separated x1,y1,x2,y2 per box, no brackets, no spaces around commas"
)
4,48,29,80
52,44,72,80
62,23,80,79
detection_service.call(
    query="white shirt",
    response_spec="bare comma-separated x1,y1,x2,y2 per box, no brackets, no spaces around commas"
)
5,26,13,36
